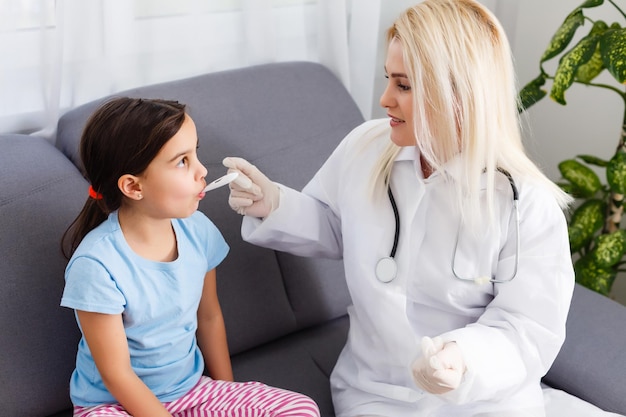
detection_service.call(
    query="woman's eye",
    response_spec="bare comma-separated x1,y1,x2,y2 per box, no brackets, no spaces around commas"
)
176,158,187,168
384,75,410,91
398,83,411,92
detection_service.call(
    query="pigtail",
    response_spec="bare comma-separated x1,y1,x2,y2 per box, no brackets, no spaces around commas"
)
61,193,109,259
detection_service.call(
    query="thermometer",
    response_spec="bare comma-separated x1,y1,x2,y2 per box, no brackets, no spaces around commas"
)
203,172,239,192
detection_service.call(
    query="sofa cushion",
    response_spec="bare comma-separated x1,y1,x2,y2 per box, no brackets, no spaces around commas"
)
543,283,626,414
0,134,86,417
55,62,363,355
232,316,349,417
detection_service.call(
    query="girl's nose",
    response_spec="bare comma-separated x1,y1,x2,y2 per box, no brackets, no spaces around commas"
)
197,161,208,180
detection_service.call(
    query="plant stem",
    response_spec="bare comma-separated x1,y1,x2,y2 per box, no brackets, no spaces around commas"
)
606,191,624,233
575,81,626,100
539,74,626,101
605,101,626,233
607,0,626,20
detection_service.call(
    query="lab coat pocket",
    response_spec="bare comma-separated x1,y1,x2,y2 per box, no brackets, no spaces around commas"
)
405,248,496,340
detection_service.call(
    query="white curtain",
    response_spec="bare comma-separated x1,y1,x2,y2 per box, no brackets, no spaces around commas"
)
0,0,357,138
0,0,517,138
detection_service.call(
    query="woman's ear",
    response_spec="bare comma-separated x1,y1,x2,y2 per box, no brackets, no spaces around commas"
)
118,174,144,201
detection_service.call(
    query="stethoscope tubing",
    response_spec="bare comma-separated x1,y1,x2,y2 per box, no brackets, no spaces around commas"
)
450,199,519,284
377,168,520,284
388,186,400,259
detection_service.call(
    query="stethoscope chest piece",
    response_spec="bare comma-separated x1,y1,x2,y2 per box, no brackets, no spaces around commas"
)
376,257,397,283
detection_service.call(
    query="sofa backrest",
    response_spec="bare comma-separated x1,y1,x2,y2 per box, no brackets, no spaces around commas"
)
55,62,364,354
0,134,86,417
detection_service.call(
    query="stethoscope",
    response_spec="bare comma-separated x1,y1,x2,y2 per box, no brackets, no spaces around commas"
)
375,168,520,284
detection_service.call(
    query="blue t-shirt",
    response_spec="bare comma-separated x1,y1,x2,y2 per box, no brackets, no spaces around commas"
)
61,210,229,406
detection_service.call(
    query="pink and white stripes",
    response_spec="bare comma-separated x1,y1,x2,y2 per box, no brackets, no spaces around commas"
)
73,377,320,417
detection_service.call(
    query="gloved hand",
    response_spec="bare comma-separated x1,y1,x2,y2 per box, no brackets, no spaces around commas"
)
222,157,280,218
411,336,466,395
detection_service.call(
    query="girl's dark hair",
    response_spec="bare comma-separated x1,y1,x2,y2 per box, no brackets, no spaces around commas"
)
61,97,187,259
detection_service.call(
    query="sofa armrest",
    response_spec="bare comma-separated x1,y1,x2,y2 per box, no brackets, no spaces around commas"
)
543,283,626,414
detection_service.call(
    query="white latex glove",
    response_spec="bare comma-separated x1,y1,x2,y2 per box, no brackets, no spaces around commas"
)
222,157,280,218
411,336,466,395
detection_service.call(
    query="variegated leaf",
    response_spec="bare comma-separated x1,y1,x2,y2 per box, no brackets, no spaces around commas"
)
578,0,604,8
607,152,626,194
577,154,609,167
592,230,626,267
541,10,585,63
551,34,599,104
568,199,606,252
559,159,602,196
574,254,615,295
600,27,626,84
518,74,547,111
575,21,609,82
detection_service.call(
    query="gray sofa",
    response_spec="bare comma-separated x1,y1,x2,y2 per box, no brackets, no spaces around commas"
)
1,62,625,417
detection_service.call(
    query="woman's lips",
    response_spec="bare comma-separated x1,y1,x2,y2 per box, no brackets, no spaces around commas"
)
388,115,404,127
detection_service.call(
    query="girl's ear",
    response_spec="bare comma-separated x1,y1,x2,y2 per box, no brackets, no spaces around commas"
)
118,174,144,201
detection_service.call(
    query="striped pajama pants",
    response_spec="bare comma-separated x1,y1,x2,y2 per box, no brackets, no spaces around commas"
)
73,376,320,417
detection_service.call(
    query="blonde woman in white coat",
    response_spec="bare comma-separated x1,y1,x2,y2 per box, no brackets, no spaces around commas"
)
222,1,610,416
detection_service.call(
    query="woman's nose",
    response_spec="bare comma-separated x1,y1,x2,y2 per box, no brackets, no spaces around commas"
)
379,84,393,109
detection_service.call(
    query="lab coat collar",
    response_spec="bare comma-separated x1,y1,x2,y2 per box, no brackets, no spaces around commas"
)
394,146,418,162
394,145,464,183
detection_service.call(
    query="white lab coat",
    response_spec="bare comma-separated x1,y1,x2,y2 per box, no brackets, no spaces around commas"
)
241,119,575,417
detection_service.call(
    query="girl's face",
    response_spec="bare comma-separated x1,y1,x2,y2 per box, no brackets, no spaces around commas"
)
137,115,208,219
380,38,416,147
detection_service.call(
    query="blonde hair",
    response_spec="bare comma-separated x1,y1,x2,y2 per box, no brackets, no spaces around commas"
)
373,0,571,229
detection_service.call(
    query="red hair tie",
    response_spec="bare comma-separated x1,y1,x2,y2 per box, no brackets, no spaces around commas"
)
88,185,104,200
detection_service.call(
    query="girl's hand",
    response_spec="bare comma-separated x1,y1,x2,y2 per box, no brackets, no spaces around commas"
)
77,310,172,417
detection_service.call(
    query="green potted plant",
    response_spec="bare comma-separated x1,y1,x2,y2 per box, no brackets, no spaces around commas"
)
519,0,626,297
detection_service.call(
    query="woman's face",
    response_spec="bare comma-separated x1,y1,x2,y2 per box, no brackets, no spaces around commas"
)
380,38,416,147
137,115,208,219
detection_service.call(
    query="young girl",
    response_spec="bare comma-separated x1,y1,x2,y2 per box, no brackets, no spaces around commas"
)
60,97,320,417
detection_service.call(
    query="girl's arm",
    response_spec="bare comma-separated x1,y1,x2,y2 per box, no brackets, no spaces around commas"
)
76,311,172,417
196,268,234,381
